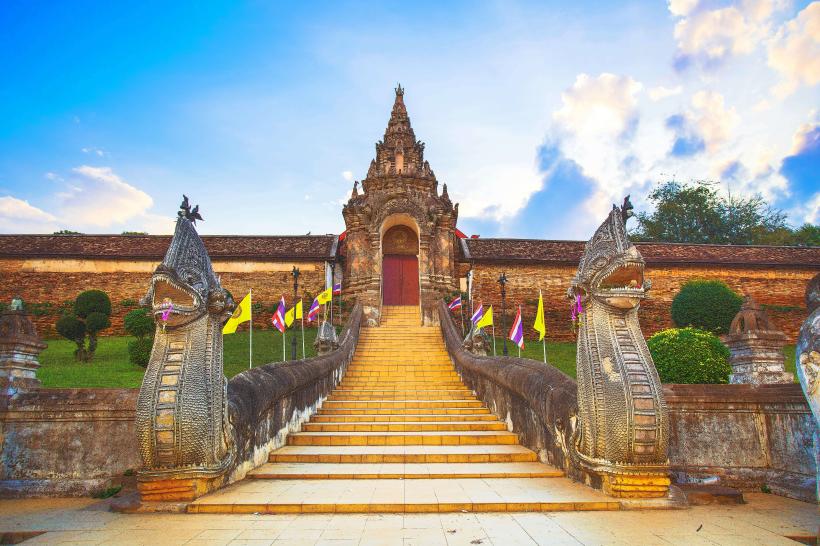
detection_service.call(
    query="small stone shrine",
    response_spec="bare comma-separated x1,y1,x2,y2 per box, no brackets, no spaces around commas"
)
0,296,47,394
725,296,793,384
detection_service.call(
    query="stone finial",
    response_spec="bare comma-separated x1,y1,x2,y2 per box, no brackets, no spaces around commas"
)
725,296,793,384
314,321,339,355
0,303,47,394
729,296,774,333
351,180,359,198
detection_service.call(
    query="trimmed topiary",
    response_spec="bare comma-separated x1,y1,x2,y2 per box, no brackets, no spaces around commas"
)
648,327,731,384
124,308,155,367
124,309,154,339
671,280,742,335
55,289,113,361
74,289,112,319
56,314,87,360
128,337,154,368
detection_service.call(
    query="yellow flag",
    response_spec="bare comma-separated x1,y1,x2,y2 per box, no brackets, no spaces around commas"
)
222,292,251,334
475,305,493,329
285,305,295,328
317,287,332,305
533,290,546,341
295,300,303,320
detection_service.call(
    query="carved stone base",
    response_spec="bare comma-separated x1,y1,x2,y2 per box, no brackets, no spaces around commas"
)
137,475,226,502
601,473,671,499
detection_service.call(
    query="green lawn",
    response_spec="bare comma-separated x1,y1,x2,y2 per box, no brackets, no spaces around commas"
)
36,328,798,388
38,327,323,389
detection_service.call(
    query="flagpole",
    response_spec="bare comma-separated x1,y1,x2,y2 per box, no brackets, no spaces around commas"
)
249,288,253,369
492,324,496,356
282,328,286,362
540,290,547,364
518,305,522,358
460,294,465,336
301,308,305,359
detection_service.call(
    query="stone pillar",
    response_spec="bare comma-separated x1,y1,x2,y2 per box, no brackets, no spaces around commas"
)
725,296,793,385
0,302,47,394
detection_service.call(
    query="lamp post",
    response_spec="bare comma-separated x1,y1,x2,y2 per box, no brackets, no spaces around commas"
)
291,266,300,360
498,271,508,356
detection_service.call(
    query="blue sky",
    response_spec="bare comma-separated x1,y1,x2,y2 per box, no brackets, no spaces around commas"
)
0,0,817,238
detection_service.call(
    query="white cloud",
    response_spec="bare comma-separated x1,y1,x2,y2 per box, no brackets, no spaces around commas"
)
59,166,154,227
790,109,819,154
668,0,699,17
648,85,683,101
767,2,820,98
0,196,59,233
81,147,107,157
341,170,354,181
690,91,739,153
553,73,643,139
671,0,789,66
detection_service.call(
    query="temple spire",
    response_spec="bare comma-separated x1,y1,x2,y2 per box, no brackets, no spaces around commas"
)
384,83,414,142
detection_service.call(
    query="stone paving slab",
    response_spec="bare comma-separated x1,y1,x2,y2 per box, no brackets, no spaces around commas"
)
0,493,816,545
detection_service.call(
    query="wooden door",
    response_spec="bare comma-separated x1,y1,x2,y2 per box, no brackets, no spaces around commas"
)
382,254,419,305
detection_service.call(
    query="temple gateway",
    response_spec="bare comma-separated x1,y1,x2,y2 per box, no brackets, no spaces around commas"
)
0,87,818,517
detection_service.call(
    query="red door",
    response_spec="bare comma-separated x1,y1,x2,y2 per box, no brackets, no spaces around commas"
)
382,254,419,305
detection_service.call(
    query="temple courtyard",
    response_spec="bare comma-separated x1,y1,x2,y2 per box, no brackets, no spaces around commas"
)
0,493,816,545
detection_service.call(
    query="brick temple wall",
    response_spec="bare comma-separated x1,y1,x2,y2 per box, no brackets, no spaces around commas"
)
464,262,816,343
0,258,328,338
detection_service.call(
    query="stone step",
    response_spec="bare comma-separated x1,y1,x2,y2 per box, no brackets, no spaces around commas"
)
318,407,491,415
188,477,619,514
327,393,476,401
311,413,498,423
247,462,563,480
322,400,485,409
268,445,540,463
286,430,518,446
302,421,508,432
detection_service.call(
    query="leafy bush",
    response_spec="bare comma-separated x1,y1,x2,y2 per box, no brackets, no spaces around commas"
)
124,309,154,338
75,289,112,319
56,315,87,359
55,290,112,361
648,327,731,384
124,309,154,367
671,280,742,335
128,337,154,368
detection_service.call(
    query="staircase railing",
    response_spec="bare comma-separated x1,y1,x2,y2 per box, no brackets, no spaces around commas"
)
438,300,583,482
226,303,363,483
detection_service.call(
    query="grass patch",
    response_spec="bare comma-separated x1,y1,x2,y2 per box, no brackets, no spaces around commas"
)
37,327,798,388
487,336,578,378
39,326,325,388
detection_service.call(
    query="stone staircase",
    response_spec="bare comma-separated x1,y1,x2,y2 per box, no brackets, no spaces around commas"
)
189,305,616,513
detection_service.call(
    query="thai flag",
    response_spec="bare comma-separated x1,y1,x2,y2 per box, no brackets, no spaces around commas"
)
271,297,286,333
307,297,320,322
448,295,462,311
470,303,483,325
332,282,342,295
509,306,525,349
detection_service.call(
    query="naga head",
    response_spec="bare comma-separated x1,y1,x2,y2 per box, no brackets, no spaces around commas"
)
569,196,649,310
142,199,234,329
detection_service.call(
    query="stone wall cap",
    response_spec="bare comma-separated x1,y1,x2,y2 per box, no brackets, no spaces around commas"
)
0,234,338,261
463,238,820,267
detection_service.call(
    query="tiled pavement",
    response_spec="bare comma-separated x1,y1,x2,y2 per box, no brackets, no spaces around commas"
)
0,492,816,545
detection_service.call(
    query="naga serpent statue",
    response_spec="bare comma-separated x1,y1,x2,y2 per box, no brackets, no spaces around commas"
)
135,198,236,501
568,197,670,498
796,272,820,500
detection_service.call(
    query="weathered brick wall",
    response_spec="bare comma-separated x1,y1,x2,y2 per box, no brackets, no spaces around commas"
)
0,259,328,338
463,262,815,342
2,255,813,342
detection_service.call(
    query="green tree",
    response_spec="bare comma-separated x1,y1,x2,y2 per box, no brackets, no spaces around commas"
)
124,309,155,367
671,280,743,335
631,180,816,245
648,327,731,384
55,290,112,361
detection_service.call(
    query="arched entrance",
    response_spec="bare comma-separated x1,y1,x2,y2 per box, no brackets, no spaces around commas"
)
381,225,419,305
